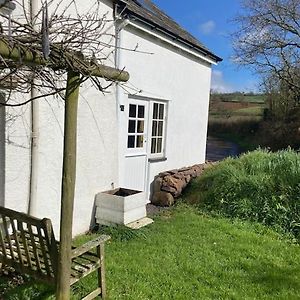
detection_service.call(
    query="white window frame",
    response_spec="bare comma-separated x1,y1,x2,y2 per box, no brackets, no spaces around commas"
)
126,95,169,160
126,99,149,155
148,100,168,160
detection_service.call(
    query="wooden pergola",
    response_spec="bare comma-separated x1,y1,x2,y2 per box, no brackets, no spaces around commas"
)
0,38,129,299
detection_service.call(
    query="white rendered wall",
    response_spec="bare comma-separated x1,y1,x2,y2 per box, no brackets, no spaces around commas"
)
34,82,119,237
118,25,212,197
4,102,31,213
4,88,118,238
3,0,119,237
2,0,213,235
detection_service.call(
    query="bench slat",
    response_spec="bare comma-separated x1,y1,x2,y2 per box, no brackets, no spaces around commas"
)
37,227,52,277
18,221,33,270
0,207,47,227
0,254,56,283
2,216,15,261
70,260,101,286
0,216,7,259
10,218,25,270
27,225,42,272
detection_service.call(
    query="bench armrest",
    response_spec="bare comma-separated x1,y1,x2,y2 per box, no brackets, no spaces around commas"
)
71,235,111,259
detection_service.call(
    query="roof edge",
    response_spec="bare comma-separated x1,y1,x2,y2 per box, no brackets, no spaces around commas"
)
116,2,222,63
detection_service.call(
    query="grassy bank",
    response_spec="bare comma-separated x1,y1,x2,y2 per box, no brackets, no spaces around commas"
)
2,203,300,299
185,149,300,240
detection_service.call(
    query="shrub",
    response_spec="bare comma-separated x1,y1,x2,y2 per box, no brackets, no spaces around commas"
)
185,149,300,239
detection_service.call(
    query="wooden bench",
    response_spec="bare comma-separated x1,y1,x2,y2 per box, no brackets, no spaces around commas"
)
0,206,110,299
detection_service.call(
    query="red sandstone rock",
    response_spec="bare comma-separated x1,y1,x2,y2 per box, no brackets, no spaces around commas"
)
151,191,175,207
151,162,217,206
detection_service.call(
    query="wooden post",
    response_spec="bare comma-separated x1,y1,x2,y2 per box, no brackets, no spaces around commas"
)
56,70,80,300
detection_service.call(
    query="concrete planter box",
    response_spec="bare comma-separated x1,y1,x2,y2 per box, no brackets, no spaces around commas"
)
95,188,146,226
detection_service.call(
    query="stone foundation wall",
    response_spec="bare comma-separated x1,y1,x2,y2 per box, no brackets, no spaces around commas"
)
151,162,216,207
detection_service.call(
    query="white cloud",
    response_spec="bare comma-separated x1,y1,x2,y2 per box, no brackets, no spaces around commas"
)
199,20,216,35
211,70,234,93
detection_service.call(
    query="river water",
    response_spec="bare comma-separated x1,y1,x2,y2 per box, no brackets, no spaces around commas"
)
206,136,241,162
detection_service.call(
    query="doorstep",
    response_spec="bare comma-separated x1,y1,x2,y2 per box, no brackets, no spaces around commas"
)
126,217,154,229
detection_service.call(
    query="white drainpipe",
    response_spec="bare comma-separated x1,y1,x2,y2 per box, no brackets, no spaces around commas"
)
0,93,5,207
28,0,39,216
115,18,129,189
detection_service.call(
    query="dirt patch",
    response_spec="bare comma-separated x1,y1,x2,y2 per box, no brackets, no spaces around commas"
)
146,204,172,216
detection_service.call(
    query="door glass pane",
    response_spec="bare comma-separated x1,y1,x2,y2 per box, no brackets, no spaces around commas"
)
152,121,158,136
127,136,135,148
129,104,136,117
137,120,144,133
159,104,164,119
158,121,163,136
153,103,158,119
128,120,136,133
151,138,156,153
157,138,163,153
138,105,145,118
136,135,144,148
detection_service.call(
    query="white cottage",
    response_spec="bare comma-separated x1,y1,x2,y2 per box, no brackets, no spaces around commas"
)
0,0,221,236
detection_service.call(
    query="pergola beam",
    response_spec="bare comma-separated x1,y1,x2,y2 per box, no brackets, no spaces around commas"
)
0,39,129,82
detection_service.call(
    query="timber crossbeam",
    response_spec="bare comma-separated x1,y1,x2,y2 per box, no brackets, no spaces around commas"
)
0,37,129,82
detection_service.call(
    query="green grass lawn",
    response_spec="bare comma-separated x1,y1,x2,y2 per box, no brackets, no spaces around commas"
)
1,204,300,299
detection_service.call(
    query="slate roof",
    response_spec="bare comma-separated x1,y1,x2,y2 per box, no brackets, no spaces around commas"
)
117,0,222,62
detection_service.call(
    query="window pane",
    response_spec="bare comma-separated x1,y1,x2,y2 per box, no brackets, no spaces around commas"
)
137,121,144,133
157,138,163,153
153,103,158,119
127,136,135,148
129,104,136,117
136,135,144,148
151,138,156,153
128,120,136,133
152,121,158,136
159,104,164,119
138,105,145,118
158,121,163,136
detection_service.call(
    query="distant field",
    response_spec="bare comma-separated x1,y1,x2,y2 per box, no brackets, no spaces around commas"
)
208,93,266,150
234,106,264,116
211,93,266,104
242,94,266,103
209,93,266,119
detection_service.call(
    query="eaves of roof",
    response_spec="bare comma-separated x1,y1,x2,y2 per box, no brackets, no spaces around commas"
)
116,0,222,63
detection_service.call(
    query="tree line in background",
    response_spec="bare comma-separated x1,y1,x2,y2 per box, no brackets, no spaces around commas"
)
233,0,300,122
209,0,300,150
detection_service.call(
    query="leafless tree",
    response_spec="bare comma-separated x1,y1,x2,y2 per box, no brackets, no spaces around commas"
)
232,0,300,95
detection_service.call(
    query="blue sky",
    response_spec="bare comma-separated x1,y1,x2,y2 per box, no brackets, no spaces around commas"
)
152,0,259,93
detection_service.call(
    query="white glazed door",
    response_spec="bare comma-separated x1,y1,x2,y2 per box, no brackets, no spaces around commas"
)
123,99,149,191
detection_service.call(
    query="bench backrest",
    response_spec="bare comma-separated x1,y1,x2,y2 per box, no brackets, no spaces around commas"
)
0,206,58,284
